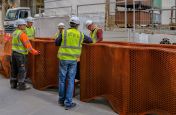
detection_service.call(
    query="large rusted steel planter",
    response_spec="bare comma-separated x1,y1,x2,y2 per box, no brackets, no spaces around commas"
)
29,38,58,90
80,43,176,115
0,37,12,78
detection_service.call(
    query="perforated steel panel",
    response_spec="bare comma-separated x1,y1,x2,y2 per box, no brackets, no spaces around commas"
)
0,36,11,78
80,42,176,115
29,38,59,90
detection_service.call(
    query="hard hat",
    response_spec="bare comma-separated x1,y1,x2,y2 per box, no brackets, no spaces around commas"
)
26,17,34,23
57,23,65,28
69,16,80,25
16,19,27,26
85,20,93,28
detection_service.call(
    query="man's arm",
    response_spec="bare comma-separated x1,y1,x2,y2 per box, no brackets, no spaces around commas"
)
83,34,93,43
20,32,39,55
55,33,62,46
96,29,103,42
33,27,36,38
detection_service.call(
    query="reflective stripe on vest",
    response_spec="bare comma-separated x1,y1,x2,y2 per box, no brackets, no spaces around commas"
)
90,28,98,43
12,29,28,55
58,28,84,60
25,26,35,39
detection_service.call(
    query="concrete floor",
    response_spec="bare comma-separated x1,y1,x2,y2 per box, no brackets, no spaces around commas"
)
0,75,118,115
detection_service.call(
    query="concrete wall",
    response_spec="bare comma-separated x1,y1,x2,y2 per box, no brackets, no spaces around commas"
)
43,0,108,34
34,16,70,37
44,0,106,16
133,33,176,44
0,10,2,29
161,0,175,24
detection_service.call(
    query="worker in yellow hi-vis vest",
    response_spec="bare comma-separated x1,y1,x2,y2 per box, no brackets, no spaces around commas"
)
85,20,103,43
25,17,35,40
55,16,92,110
54,23,65,39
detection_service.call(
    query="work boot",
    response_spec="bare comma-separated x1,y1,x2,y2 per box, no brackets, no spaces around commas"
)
18,82,31,90
24,77,32,84
58,101,64,106
65,103,76,110
10,80,18,89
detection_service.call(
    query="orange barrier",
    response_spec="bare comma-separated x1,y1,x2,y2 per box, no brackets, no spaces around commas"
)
0,33,12,78
29,38,59,90
80,42,176,115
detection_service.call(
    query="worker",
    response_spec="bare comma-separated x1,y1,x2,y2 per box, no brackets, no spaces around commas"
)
25,17,35,40
85,20,103,43
54,23,65,39
10,19,40,90
55,16,92,110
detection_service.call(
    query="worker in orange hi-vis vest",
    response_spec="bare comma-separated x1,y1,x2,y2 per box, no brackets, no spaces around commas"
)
10,19,40,90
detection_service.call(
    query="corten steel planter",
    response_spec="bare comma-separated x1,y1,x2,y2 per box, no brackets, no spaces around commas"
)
29,38,59,90
80,42,176,115
0,38,12,78
101,41,176,49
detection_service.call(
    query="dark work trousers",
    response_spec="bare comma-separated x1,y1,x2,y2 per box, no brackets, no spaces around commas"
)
75,61,80,80
11,51,27,83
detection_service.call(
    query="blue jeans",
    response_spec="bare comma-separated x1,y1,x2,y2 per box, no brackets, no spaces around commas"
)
58,60,77,106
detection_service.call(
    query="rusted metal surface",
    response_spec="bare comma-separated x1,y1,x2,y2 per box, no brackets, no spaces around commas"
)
0,36,12,78
115,11,151,26
80,42,176,115
29,38,59,90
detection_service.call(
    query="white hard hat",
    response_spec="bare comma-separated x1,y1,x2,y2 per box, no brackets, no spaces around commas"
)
16,19,27,26
69,16,80,25
57,23,65,28
85,20,93,28
26,17,34,23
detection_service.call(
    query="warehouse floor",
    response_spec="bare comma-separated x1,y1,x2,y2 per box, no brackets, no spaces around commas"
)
0,75,118,115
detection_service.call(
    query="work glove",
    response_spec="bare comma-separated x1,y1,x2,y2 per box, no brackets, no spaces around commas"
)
33,50,40,55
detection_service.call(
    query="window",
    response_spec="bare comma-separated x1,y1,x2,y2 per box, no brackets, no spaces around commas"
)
19,10,29,19
5,10,18,20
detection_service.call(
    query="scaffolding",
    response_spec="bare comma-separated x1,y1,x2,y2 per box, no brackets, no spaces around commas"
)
115,0,162,30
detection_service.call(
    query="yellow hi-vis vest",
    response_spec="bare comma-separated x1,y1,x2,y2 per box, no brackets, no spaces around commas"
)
54,32,59,39
58,28,84,60
54,30,64,39
90,28,99,43
25,26,35,40
12,29,28,55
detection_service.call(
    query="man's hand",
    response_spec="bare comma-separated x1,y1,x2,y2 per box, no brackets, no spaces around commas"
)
77,57,80,62
33,50,40,55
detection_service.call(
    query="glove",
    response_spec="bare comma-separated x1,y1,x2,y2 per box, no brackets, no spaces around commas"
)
77,57,80,62
33,50,40,55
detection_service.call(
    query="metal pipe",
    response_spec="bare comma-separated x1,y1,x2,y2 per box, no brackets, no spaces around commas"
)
133,0,136,31
125,0,127,29
175,0,176,22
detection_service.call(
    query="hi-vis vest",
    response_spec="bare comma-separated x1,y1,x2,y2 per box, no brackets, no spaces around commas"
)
25,26,35,39
54,30,64,39
90,28,99,43
58,28,84,60
12,29,28,55
54,32,59,39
